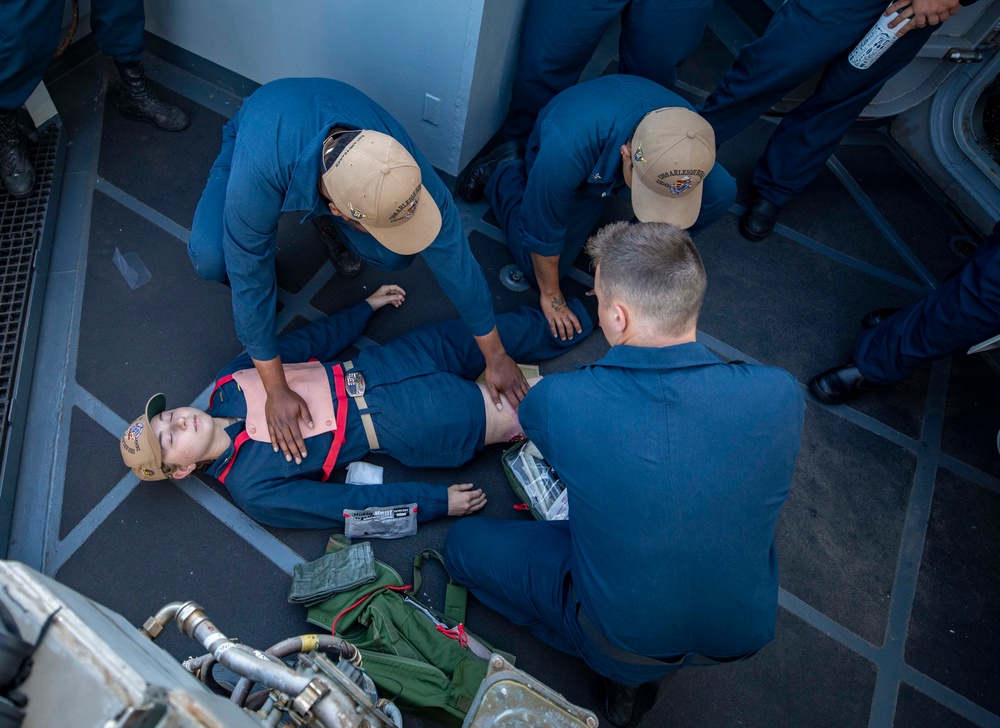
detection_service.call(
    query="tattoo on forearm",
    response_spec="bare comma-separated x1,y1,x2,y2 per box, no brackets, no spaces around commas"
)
550,296,566,312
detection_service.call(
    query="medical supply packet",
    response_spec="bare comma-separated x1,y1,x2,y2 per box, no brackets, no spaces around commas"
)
501,440,569,520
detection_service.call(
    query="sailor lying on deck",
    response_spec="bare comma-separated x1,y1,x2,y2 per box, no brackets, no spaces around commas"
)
119,285,592,529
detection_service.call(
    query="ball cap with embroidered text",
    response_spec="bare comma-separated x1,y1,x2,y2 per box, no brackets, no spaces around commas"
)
629,107,716,229
321,130,442,255
120,393,168,481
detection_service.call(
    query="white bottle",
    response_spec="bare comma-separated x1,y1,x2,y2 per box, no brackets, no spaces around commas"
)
849,5,913,70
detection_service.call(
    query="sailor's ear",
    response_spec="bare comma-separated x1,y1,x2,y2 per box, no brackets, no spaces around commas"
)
171,463,197,479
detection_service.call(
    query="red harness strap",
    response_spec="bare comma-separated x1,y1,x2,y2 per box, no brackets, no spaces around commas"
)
217,431,250,485
212,366,348,484
209,374,235,409
320,366,349,482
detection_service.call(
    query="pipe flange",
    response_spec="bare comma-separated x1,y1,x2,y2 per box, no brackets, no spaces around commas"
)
291,678,330,717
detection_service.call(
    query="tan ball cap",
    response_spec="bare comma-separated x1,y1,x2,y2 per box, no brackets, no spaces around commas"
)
321,130,442,255
630,107,716,230
120,393,168,481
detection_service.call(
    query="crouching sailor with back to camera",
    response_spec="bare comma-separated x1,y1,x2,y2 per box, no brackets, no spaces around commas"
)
119,285,593,530
444,221,805,727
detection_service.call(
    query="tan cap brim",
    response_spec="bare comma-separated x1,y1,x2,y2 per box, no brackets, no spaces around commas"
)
631,175,703,230
359,186,442,256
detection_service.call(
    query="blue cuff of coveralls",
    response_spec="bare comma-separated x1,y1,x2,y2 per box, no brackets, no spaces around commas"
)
520,228,564,258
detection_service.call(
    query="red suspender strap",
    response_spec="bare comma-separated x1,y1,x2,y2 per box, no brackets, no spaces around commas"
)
321,366,349,482
217,431,250,485
209,374,235,409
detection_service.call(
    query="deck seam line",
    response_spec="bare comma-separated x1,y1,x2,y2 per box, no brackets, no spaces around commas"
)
867,359,950,727
93,177,191,244
730,203,929,296
900,664,1000,727
175,477,303,575
826,155,938,288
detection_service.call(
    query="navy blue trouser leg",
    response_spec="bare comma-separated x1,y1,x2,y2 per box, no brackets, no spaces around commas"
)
445,517,676,684
503,0,713,144
90,0,145,64
699,0,889,144
752,23,933,206
854,224,1000,384
504,0,626,144
189,118,237,282
445,519,582,655
0,0,62,111
699,0,936,206
485,159,609,286
618,0,713,89
486,160,536,282
365,302,594,381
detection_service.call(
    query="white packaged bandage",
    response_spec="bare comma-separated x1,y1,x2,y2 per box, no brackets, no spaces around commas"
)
346,461,384,485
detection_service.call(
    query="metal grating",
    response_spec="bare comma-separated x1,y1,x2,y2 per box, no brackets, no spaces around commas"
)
0,125,59,436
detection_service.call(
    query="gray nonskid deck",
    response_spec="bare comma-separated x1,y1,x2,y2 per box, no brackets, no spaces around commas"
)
6,29,999,728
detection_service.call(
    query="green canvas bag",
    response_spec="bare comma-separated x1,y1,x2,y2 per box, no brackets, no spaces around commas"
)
306,537,511,726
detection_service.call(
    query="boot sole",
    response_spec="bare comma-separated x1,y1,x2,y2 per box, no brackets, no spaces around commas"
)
118,107,191,132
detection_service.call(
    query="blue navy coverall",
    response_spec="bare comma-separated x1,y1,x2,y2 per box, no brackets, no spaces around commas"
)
205,299,592,529
446,342,804,685
504,0,714,144
697,0,939,207
487,76,736,287
0,0,144,110
189,78,497,362
854,222,1000,383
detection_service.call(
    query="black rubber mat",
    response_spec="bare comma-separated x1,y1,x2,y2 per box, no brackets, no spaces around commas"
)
905,469,1000,714
76,191,242,421
626,609,877,726
311,249,470,344
98,69,228,228
894,684,978,728
275,214,329,295
779,404,916,644
941,355,1000,477
54,481,312,664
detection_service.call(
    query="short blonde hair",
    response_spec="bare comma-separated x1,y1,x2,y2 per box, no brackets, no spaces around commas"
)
585,222,706,336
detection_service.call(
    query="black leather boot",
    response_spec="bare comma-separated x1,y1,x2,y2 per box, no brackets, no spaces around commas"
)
456,140,523,202
115,61,190,131
740,197,781,241
601,675,671,728
313,217,363,278
0,109,35,199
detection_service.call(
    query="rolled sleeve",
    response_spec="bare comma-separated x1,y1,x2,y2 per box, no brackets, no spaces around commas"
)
518,122,591,259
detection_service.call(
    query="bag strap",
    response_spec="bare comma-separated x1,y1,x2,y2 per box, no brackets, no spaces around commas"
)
413,549,468,625
330,584,411,635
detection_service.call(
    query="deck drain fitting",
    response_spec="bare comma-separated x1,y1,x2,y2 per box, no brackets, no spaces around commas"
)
500,263,531,292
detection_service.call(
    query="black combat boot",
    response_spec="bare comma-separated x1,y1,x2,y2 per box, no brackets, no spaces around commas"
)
601,675,672,728
115,61,190,131
0,109,35,199
313,216,363,278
